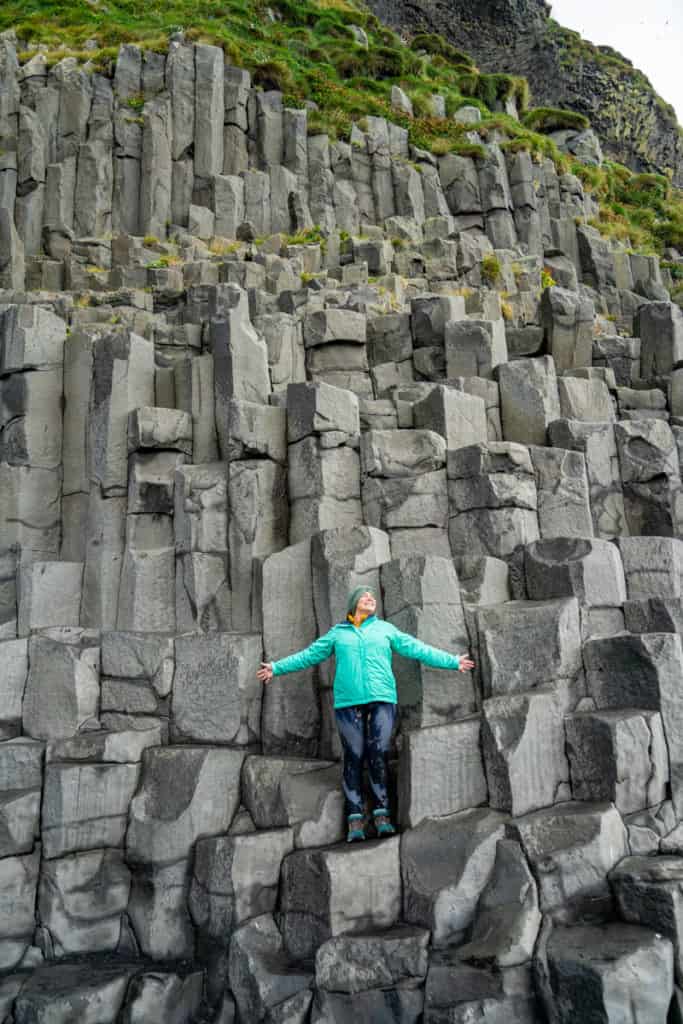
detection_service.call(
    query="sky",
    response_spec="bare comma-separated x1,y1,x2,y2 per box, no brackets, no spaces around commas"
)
550,0,683,123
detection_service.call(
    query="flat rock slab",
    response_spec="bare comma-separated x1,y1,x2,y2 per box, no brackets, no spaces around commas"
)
280,838,401,960
546,923,674,1023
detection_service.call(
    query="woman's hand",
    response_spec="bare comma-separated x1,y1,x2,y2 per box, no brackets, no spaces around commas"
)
257,662,274,684
458,655,475,672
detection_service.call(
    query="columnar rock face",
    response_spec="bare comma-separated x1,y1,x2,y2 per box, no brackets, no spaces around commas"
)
1,30,682,1023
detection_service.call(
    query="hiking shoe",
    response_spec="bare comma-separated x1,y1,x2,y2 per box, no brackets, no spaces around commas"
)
347,813,366,843
373,808,396,837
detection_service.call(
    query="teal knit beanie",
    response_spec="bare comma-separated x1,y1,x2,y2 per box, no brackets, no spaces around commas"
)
347,585,377,616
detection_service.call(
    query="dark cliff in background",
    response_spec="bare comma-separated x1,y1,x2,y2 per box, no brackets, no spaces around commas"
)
367,0,683,185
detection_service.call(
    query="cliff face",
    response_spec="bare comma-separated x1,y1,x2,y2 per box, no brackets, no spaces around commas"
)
368,0,683,185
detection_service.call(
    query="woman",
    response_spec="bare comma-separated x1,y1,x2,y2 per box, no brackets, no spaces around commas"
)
257,586,475,842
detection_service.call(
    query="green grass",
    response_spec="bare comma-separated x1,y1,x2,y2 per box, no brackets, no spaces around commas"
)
2,0,682,255
522,107,590,134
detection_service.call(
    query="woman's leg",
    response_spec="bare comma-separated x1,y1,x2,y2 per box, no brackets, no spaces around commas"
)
365,702,397,812
334,706,366,818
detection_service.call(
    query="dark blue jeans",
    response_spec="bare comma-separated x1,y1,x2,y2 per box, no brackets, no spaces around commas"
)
334,701,397,817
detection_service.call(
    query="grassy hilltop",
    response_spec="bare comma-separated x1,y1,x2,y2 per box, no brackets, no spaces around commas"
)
1,0,682,271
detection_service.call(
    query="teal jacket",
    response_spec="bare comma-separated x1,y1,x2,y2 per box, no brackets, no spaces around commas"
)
271,615,461,709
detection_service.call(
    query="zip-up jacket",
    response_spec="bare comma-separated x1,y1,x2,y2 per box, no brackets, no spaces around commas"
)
271,615,461,708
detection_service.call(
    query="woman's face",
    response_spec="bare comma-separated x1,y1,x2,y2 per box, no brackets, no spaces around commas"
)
356,591,377,615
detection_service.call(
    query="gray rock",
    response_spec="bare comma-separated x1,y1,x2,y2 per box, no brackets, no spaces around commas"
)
0,737,42,856
74,140,113,237
280,837,401,959
498,356,561,446
558,376,613,422
304,309,366,348
127,858,195,959
17,561,82,637
0,208,25,290
289,437,361,542
637,301,683,377
398,717,487,827
260,540,319,755
425,960,538,1024
312,987,422,1023
228,458,288,630
13,961,135,1023
361,429,445,478
445,319,507,380
194,44,224,178
529,446,594,539
127,406,192,455
615,418,680,535
229,914,313,1022
546,923,673,1023
42,758,139,859
190,828,294,937
402,808,507,946
116,513,175,633
548,419,627,539
286,381,360,445
120,968,204,1024
126,745,244,864
362,471,448,532
617,537,683,600
242,756,344,848
475,598,581,698
541,287,594,371
381,555,473,729
90,330,155,497
611,856,683,982
524,537,625,605
411,294,465,348
512,802,629,921
0,638,28,737
566,709,668,813
583,632,683,816
23,628,100,741
483,687,571,817
210,285,271,409
45,726,161,764
38,847,130,955
174,462,230,631
315,925,429,993
0,304,65,373
140,95,172,237
459,839,541,968
413,386,488,451
172,632,262,744
0,847,40,970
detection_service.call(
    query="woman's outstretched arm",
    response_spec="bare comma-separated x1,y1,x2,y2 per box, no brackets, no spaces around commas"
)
257,630,336,683
388,626,475,672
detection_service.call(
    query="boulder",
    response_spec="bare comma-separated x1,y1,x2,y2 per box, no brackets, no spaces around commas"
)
242,756,344,848
458,839,541,968
546,923,674,1023
171,632,262,745
474,598,581,698
280,838,401,960
497,356,561,446
512,802,628,921
566,709,668,813
401,808,507,946
190,828,294,938
483,687,571,817
315,925,429,993
398,718,487,827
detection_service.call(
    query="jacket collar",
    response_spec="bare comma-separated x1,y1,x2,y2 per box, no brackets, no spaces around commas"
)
343,614,377,629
